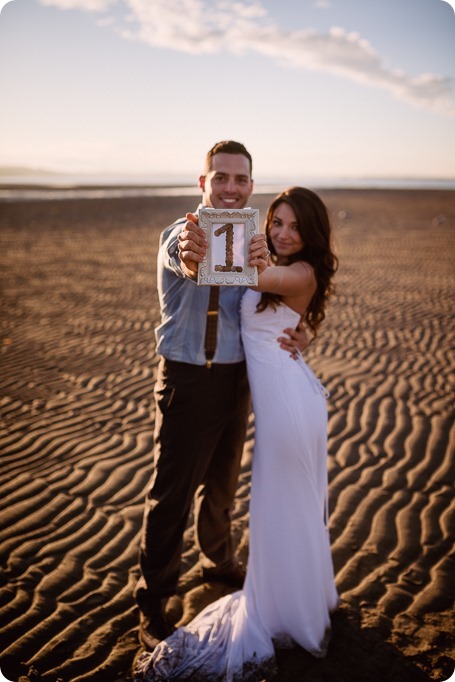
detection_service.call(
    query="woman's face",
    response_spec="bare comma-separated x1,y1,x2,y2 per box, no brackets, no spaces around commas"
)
269,202,304,260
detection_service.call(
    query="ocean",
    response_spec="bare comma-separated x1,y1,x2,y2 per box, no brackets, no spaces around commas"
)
0,173,454,202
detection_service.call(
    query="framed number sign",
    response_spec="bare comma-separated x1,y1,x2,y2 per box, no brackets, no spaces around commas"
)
197,207,259,286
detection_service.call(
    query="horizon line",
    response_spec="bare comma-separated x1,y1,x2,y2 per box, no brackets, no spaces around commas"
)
0,166,454,185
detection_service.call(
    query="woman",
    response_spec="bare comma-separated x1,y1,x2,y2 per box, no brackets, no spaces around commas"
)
134,187,339,681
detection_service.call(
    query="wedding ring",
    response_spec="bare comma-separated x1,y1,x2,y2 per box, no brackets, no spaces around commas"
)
263,249,271,258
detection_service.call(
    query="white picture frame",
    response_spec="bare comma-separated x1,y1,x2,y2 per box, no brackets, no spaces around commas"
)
197,207,259,286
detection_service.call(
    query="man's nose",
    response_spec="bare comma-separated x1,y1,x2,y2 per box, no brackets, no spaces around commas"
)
225,177,236,192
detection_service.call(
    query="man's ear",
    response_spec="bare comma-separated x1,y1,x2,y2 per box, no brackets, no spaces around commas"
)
198,175,206,191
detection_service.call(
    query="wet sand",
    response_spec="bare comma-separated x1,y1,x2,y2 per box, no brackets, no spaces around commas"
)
0,189,454,681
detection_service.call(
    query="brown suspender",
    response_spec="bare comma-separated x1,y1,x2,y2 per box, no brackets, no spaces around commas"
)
204,286,219,368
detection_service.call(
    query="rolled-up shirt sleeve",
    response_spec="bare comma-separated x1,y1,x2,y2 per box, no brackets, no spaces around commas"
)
160,220,187,278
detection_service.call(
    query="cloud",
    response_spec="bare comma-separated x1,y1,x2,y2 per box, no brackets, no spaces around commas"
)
39,0,115,10
38,0,455,115
247,24,455,115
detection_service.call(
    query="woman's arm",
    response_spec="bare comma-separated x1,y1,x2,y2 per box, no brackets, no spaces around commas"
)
255,261,316,299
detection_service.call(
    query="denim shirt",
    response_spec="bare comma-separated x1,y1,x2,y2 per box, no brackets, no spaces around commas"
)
155,208,246,365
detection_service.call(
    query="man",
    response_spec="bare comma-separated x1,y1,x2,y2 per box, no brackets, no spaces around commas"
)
135,141,307,650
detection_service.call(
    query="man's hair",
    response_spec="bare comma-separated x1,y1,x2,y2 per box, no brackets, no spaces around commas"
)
205,140,253,176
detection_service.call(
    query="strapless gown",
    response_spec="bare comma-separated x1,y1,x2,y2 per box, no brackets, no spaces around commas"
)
134,289,339,681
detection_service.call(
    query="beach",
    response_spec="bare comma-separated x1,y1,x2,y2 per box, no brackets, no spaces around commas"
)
0,189,454,682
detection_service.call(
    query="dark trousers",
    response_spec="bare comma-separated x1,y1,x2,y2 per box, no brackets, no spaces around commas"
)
135,357,250,611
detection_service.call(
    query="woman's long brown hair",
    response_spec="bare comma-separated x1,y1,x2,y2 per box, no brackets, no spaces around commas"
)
257,187,338,336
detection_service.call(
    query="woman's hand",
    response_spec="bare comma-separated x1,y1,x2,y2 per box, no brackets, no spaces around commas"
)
248,233,270,275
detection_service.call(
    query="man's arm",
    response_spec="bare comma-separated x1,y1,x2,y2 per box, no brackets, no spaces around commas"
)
160,219,192,278
279,321,310,358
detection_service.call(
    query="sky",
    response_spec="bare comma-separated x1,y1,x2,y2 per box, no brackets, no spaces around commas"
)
0,0,454,184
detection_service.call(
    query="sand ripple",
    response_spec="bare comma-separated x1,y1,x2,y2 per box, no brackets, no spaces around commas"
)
0,192,453,681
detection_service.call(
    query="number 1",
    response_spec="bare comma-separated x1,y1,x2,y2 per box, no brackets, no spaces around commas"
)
214,223,243,273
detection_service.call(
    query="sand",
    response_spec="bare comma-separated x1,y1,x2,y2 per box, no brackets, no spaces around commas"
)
0,189,453,682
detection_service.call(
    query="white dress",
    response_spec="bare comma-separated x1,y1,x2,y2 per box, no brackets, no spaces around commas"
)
134,289,339,682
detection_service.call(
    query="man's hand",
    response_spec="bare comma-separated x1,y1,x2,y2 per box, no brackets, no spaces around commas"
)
177,213,207,278
278,319,311,360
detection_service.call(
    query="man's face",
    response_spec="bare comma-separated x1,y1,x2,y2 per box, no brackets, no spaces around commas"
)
199,153,254,209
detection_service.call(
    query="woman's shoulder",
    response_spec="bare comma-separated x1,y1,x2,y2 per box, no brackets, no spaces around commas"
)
287,260,315,283
289,259,313,271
